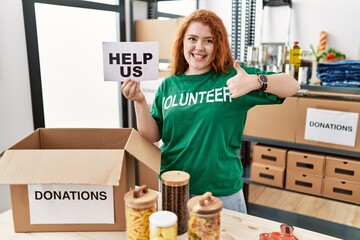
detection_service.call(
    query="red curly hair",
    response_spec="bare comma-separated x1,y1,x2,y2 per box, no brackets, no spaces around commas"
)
171,9,234,75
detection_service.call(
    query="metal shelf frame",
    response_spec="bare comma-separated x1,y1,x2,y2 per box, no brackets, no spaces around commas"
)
243,136,360,159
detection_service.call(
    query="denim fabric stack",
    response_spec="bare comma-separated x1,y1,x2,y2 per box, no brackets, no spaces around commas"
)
317,60,360,87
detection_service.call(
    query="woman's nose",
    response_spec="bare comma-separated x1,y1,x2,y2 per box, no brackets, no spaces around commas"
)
195,40,204,49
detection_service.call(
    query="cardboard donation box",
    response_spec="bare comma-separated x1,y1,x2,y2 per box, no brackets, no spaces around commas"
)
250,162,285,188
325,155,360,182
296,97,360,151
252,145,287,168
0,128,160,233
244,97,298,142
322,178,360,204
285,170,323,196
287,150,326,176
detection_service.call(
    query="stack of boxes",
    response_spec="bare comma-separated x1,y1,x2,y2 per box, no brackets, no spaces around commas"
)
285,150,325,196
250,145,287,188
323,155,360,204
251,144,360,204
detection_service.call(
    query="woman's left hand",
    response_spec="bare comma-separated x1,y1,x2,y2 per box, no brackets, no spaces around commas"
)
226,60,259,98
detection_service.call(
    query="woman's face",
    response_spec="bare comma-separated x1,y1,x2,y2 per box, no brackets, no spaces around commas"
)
183,22,214,75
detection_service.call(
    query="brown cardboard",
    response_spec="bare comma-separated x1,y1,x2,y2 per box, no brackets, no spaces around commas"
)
325,155,360,182
252,144,287,167
287,150,325,176
322,177,360,204
137,161,159,191
285,170,323,196
244,97,298,142
296,97,360,151
135,18,183,60
0,128,160,232
250,162,285,188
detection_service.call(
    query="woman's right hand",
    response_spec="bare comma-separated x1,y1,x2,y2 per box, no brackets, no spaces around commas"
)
121,79,145,102
121,79,160,142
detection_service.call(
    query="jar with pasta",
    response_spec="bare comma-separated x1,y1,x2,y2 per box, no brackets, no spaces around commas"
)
161,170,190,235
124,185,158,240
187,192,223,240
149,210,178,240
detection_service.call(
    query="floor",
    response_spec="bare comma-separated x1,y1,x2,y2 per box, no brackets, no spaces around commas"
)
247,184,360,240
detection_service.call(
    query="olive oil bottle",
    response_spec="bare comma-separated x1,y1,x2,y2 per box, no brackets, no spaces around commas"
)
290,41,302,79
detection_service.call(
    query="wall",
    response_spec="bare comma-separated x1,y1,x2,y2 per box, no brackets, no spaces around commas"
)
0,0,34,213
0,0,359,213
257,0,360,59
199,0,232,37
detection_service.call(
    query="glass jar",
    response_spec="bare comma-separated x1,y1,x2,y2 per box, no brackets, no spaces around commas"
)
301,50,314,82
149,210,178,240
161,170,190,235
124,185,158,240
187,192,223,240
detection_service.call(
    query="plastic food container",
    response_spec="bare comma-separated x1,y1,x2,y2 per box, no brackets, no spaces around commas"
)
149,210,178,240
259,224,299,240
161,170,190,235
187,192,223,240
124,185,158,240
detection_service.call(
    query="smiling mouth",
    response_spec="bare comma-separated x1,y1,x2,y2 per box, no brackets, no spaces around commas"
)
192,53,206,59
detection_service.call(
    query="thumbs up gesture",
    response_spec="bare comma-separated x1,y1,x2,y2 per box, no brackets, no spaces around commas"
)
226,60,260,98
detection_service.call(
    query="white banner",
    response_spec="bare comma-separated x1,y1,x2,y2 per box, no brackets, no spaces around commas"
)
102,42,159,81
304,108,358,147
28,184,114,224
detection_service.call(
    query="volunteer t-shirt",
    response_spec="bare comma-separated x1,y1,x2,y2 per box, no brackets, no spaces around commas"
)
151,66,284,196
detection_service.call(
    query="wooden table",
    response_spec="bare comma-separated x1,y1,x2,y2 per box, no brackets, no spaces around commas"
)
0,209,341,240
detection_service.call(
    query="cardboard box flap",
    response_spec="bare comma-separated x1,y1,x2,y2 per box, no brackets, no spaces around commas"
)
0,129,41,157
10,129,41,149
125,130,160,173
38,128,133,149
0,149,124,186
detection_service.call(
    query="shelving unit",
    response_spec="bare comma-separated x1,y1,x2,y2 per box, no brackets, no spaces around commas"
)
241,86,360,206
301,84,360,94
243,136,360,159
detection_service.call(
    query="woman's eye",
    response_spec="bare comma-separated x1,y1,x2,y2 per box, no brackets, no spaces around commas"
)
188,37,196,42
204,39,213,44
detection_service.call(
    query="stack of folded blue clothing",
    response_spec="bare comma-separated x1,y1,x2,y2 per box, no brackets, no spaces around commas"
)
317,60,360,87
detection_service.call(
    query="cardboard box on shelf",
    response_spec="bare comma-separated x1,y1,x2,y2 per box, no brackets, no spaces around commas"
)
325,155,360,183
285,170,323,196
250,162,285,188
0,128,160,233
135,18,183,61
252,144,288,168
322,177,360,204
296,97,360,152
244,97,298,143
287,150,326,176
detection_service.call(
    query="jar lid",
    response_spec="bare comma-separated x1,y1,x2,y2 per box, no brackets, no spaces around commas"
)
124,185,158,208
187,192,223,215
149,210,177,227
161,170,190,187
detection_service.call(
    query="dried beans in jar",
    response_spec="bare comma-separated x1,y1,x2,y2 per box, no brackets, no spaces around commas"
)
161,170,190,235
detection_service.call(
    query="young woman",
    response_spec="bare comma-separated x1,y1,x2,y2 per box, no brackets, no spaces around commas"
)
121,9,300,213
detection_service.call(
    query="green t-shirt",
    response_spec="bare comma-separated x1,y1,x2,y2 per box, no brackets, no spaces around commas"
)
151,66,284,196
